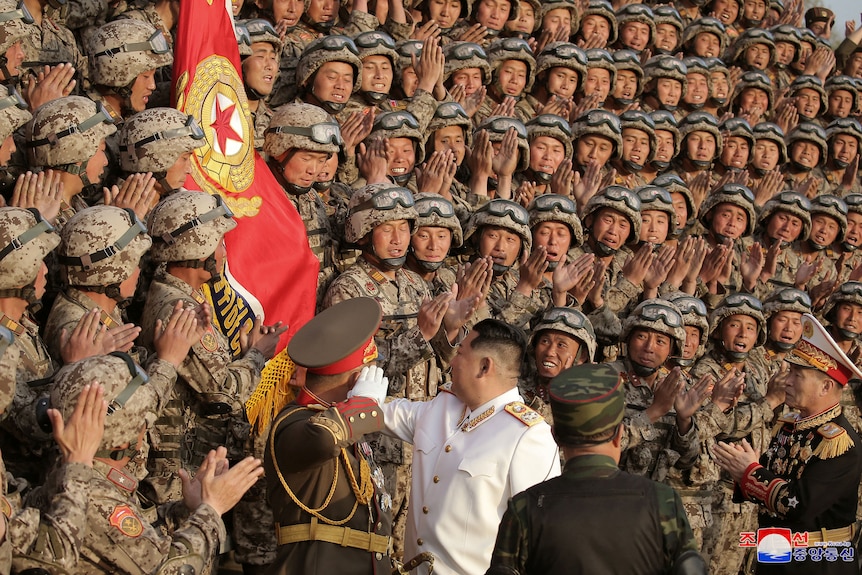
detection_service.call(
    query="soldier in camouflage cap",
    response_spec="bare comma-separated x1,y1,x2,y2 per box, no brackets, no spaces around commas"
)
488,362,703,575
237,19,281,152
574,0,618,45
756,191,812,250
608,50,643,109
762,288,811,358
0,85,29,169
528,193,583,259
703,57,731,110
614,4,655,54
86,19,173,116
296,35,362,115
822,282,862,359
472,37,536,125
615,110,656,180
652,173,695,237
680,56,711,113
537,0,577,39
708,293,767,359
583,186,641,255
729,28,775,72
406,193,462,292
824,76,859,121
620,298,687,363
751,122,787,176
788,74,827,121
730,70,773,119
807,194,848,250
25,96,116,203
681,17,727,59
0,0,28,84
353,30,398,106
571,110,623,172
676,111,722,174
345,183,417,252
646,111,679,173
700,184,757,241
715,117,754,177
521,114,571,187
653,5,683,55
118,108,206,197
635,185,676,247
474,115,529,174
581,48,615,106
530,43,586,112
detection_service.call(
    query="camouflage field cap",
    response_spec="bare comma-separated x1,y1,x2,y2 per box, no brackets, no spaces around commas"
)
752,122,788,165
571,109,623,161
52,353,158,453
414,193,463,247
345,183,418,244
369,110,425,164
0,207,59,290
87,19,173,88
681,17,728,56
788,74,827,115
488,37,537,92
825,76,860,113
265,103,342,157
464,198,532,253
699,183,756,236
678,111,723,161
665,291,709,359
148,191,236,262
0,0,28,60
615,4,655,48
731,70,774,112
58,206,152,288
26,96,116,167
239,18,284,53
549,363,624,444
526,114,573,159
730,28,776,68
119,108,206,173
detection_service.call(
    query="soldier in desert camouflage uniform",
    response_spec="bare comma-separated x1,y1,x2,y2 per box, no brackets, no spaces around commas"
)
295,35,363,124
18,0,88,89
405,193,462,295
0,0,28,91
837,194,862,282
818,118,862,196
238,19,281,151
761,288,812,378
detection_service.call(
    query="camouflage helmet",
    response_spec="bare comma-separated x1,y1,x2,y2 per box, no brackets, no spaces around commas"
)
583,185,641,244
730,28,776,68
535,42,587,86
643,55,687,93
787,122,828,167
87,20,173,88
0,208,59,290
652,172,695,223
239,18,284,53
413,0,469,21
26,96,116,168
236,22,253,57
464,198,532,253
550,363,624,444
708,293,767,347
678,110,723,161
731,70,774,112
532,306,597,363
58,206,152,288
51,354,158,453
297,35,363,94
846,194,862,216
620,109,657,163
788,75,827,115
703,56,729,77
822,282,862,324
825,76,860,113
413,193,463,247
466,0,519,23
345,184,418,244
474,116,529,171
827,117,862,151
682,56,713,97
443,42,492,85
488,37,537,92
147,191,237,262
118,108,206,173
526,114,573,158
427,102,473,149
571,109,623,161
394,40,423,84
575,0,618,44
613,49,645,86
615,4,655,49
369,110,425,164
665,291,709,358
0,85,30,142
699,183,756,236
720,116,755,151
0,0,28,57
265,103,342,158
810,194,848,243
517,0,542,32
650,110,681,158
757,191,812,241
584,48,616,87
635,185,677,230
539,0,578,37
527,194,584,247
620,298,686,356
763,287,812,318
771,24,802,62
653,4,684,38
681,17,728,57
355,30,398,65
752,122,788,165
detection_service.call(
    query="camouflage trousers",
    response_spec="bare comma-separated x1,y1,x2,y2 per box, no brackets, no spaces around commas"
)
704,484,758,575
232,423,277,568
678,488,716,560
381,460,411,562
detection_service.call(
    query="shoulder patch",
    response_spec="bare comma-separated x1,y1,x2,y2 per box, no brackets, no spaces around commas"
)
813,422,853,460
504,401,544,426
817,422,847,439
200,326,220,352
109,504,144,538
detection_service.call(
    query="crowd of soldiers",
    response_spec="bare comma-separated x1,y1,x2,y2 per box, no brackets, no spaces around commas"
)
0,0,858,571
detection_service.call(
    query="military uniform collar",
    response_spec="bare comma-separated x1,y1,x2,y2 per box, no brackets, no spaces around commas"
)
295,386,332,408
457,387,522,433
563,453,619,479
779,403,842,431
156,267,206,302
63,289,123,328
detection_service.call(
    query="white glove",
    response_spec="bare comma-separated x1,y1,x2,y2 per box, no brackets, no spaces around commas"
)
347,365,388,406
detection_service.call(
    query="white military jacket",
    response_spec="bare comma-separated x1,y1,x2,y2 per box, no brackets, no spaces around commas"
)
382,386,561,575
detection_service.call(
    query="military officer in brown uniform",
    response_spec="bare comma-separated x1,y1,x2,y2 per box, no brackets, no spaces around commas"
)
265,297,394,575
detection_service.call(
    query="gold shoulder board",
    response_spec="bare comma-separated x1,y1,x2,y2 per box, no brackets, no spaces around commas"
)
504,402,544,427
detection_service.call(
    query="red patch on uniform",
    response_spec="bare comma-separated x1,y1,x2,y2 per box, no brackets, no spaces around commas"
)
109,504,144,538
200,325,219,352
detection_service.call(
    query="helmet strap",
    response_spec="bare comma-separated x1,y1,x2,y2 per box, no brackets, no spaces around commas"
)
630,361,657,377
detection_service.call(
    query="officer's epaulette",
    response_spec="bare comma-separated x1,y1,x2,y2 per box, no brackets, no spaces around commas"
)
772,411,800,437
813,422,854,460
504,402,543,426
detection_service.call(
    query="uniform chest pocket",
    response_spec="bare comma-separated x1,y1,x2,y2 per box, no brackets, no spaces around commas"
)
414,429,438,454
458,457,498,478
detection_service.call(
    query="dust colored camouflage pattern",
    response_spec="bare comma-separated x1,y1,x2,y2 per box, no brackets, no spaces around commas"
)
85,19,172,87
26,96,116,167
549,363,624,442
442,42,491,84
525,116,573,160
0,208,60,290
0,0,27,54
427,102,473,149
707,293,766,347
251,100,272,152
535,42,586,79
345,183,418,244
619,298,686,356
464,199,532,253
296,35,362,94
265,102,341,157
368,111,426,163
20,15,89,88
532,307,597,363
582,186,641,243
488,38,536,92
147,191,236,262
414,193,463,247
474,116,530,171
119,108,206,173
0,85,31,142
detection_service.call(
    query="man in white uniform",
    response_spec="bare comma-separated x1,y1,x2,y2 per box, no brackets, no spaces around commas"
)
380,319,561,575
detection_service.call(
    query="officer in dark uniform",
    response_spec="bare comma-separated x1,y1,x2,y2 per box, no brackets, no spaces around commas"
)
715,313,862,575
265,297,393,575
485,363,705,575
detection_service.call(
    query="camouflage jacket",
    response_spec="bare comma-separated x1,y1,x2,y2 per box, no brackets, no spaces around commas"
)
473,95,535,126
836,249,862,283
20,16,89,88
344,88,438,133
486,268,551,335
285,189,340,311
816,166,862,196
251,102,273,152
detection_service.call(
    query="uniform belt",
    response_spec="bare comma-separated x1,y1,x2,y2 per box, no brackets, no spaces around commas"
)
805,524,855,544
276,521,390,553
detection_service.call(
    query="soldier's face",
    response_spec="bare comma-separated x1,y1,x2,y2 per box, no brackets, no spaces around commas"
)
752,139,780,171
790,141,820,169
621,128,649,168
682,325,701,360
575,135,613,166
474,0,511,31
578,15,610,45
744,44,771,71
719,315,758,354
478,226,521,267
3,41,24,79
684,73,709,107
639,210,669,245
451,68,484,97
627,328,671,368
846,53,862,79
655,78,681,107
306,0,336,24
86,141,109,183
582,68,611,103
739,87,769,112
654,130,675,165
810,214,840,247
765,211,803,243
507,0,534,34
0,134,15,167
620,21,650,52
361,55,393,95
273,0,304,27
711,0,738,26
809,20,832,39
835,302,862,334
243,43,278,97
828,90,854,119
542,8,571,37
685,131,716,162
401,66,419,98
710,71,730,101
693,33,721,58
774,42,796,66
411,226,452,262
613,70,638,103
130,70,157,113
165,151,194,192
282,150,331,188
670,192,689,229
386,137,417,179
497,60,528,97
654,24,679,53
846,212,862,247
372,219,411,260
432,126,466,166
794,88,821,119
720,136,750,170
317,153,339,184
532,222,571,264
710,204,748,239
590,207,630,250
742,0,766,21
427,0,462,29
312,62,354,106
769,311,803,346
545,67,579,99
831,135,859,166
529,136,565,175
534,330,581,378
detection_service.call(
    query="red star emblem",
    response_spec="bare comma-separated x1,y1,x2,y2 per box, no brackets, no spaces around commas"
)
210,96,242,154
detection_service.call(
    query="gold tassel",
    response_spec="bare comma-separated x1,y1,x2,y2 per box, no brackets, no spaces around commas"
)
813,430,854,460
246,349,296,436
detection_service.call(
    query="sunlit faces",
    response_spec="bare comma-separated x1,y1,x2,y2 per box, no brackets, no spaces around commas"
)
312,61,354,105
478,225,522,267
720,135,750,170
835,302,862,335
709,203,748,240
506,0,535,34
532,221,572,264
765,211,804,243
231,0,244,16
711,0,739,26
590,207,630,250
741,0,767,22
427,0,462,29
774,42,797,67
808,19,832,38
474,0,511,31
792,43,812,73
450,67,484,96
654,23,679,53
719,314,758,354
165,151,194,191
2,41,24,79
670,192,689,230
317,153,338,184
583,67,611,102
752,139,780,171
738,87,769,112
682,325,701,361
534,330,582,378
386,137,417,179
768,310,803,346
621,127,650,168
654,129,675,165
655,78,682,108
130,70,156,112
790,141,820,169
685,131,717,163
640,210,669,244
684,72,708,107
794,87,822,119
575,134,614,166
370,219,411,260
628,327,672,368
831,135,859,167
578,15,610,45
542,7,571,36
782,364,833,418
243,42,278,97
306,0,336,25
529,135,565,175
613,69,638,102
401,66,419,98
361,55,393,94
432,125,467,165
809,214,840,247
744,44,771,70
827,90,854,119
273,0,303,27
710,71,730,101
411,226,453,263
693,32,721,58
846,212,862,248
496,60,528,97
545,67,579,99
846,53,862,79
619,21,650,52
282,149,330,187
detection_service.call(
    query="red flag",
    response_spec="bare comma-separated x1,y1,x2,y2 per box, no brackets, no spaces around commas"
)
172,0,318,428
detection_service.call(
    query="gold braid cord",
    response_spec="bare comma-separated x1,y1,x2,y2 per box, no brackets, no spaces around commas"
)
247,348,296,435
